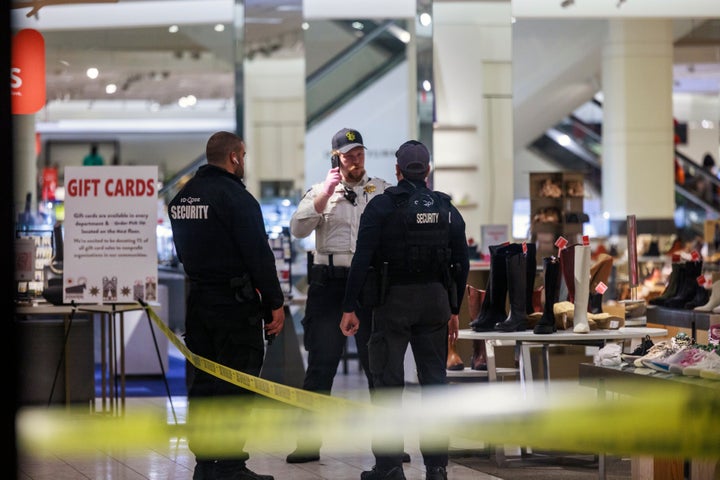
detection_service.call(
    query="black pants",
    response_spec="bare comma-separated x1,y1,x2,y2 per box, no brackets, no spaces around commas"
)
368,282,450,471
184,286,265,465
301,277,373,392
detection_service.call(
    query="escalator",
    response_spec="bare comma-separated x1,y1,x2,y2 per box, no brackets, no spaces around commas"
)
160,19,408,199
529,99,720,237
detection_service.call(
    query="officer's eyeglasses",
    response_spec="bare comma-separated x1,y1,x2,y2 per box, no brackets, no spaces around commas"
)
343,187,357,206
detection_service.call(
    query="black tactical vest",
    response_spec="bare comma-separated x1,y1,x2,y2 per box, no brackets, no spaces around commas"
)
377,186,452,281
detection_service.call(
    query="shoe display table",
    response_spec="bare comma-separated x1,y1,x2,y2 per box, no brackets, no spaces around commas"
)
458,327,668,386
579,363,719,480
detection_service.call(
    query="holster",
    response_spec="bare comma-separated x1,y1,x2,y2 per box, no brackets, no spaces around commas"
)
230,273,258,304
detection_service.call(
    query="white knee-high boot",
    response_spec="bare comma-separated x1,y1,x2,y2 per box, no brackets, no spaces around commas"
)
573,245,591,333
695,280,720,312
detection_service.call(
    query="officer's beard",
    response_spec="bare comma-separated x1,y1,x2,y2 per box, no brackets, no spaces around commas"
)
343,166,365,185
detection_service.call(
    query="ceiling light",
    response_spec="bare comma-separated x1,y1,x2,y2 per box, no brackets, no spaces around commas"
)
302,22,309,30
105,84,117,94
422,80,432,92
387,24,411,44
419,13,431,27
168,25,179,33
214,24,225,32
86,67,99,79
351,21,364,30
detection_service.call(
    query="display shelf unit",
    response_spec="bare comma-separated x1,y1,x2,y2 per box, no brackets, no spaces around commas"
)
529,172,585,262
268,228,292,299
15,227,55,298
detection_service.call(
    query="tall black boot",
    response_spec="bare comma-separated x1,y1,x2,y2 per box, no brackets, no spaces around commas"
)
495,250,528,332
525,242,537,315
649,261,682,306
665,261,702,309
588,292,603,314
471,243,521,331
534,256,560,334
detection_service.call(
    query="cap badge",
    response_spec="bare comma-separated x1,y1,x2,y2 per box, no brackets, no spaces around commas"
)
346,131,356,142
364,184,376,194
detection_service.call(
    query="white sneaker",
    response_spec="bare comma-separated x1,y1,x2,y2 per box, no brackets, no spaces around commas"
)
664,347,711,374
682,350,720,377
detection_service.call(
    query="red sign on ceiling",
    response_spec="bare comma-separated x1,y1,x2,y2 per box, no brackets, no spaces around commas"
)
11,29,46,115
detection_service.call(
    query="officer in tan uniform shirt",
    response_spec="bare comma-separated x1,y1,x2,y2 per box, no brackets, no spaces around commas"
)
286,128,391,464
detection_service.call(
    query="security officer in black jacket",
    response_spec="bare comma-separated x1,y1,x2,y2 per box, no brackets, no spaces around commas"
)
341,140,469,480
169,131,285,480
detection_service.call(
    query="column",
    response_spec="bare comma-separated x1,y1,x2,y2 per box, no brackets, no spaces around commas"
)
601,19,676,234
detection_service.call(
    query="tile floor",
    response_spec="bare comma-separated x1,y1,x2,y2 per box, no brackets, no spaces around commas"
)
17,343,502,480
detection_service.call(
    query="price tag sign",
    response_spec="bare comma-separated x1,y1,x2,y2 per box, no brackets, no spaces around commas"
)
697,275,707,286
582,235,590,246
522,241,527,255
691,250,700,261
595,281,608,294
555,236,568,249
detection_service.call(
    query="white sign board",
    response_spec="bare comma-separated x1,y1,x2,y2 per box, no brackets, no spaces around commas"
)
63,166,158,304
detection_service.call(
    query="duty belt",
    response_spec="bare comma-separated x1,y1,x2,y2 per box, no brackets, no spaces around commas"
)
311,264,350,280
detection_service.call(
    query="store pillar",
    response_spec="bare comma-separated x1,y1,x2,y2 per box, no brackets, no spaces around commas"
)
601,19,676,234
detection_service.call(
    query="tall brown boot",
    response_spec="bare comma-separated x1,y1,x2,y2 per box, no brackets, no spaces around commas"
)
446,337,464,370
560,243,579,303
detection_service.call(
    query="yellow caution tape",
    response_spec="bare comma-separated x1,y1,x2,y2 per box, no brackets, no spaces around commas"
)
15,304,720,461
17,382,720,460
139,301,369,413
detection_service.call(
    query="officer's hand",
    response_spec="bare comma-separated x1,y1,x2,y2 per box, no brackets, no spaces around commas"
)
447,314,459,344
322,167,342,196
265,306,285,336
340,312,359,336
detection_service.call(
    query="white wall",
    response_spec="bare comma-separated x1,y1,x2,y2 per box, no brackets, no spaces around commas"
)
433,1,514,241
304,62,411,192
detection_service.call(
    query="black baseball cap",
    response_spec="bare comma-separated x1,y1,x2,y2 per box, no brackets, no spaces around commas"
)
396,140,430,178
332,128,366,154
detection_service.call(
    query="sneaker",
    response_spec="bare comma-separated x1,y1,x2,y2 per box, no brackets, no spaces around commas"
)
665,347,711,374
285,447,320,464
699,353,720,380
683,350,720,377
633,341,673,368
360,466,406,480
642,344,688,372
426,466,448,480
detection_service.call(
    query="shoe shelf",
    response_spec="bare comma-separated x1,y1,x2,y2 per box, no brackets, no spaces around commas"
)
646,305,716,341
529,172,586,263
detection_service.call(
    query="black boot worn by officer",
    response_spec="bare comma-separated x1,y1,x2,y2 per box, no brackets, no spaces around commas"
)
360,465,406,480
426,466,448,480
213,460,274,480
285,447,320,464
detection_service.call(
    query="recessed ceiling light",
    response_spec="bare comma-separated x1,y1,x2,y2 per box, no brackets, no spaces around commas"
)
105,84,117,94
86,67,99,79
419,13,431,27
168,25,179,33
214,24,225,32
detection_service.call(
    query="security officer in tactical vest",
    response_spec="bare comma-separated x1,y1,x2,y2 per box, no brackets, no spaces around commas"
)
341,140,470,480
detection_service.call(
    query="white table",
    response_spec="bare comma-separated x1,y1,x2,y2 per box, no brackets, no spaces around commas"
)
458,327,667,386
456,327,668,469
